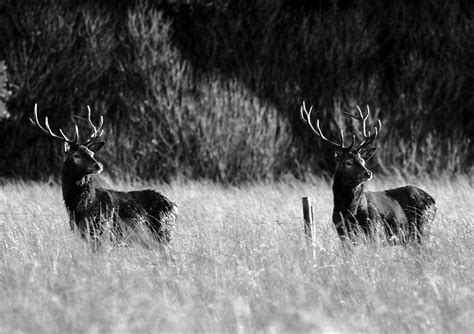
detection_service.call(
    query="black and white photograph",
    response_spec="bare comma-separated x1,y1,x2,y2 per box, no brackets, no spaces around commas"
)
0,0,472,332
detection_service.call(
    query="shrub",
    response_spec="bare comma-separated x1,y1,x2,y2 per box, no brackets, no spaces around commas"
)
169,0,473,175
0,1,292,182
0,0,472,181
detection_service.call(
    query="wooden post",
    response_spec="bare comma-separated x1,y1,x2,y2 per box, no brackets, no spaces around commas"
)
302,197,315,242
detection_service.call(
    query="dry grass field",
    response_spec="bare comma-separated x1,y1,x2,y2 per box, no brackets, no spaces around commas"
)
0,175,472,332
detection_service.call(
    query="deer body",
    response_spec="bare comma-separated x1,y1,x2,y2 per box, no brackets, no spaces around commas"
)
301,103,436,245
333,177,436,243
62,172,177,243
32,105,177,244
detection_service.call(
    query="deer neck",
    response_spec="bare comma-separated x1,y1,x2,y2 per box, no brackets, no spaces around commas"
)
332,174,366,215
61,169,97,214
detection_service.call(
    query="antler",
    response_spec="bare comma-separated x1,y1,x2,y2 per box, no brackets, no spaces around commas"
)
74,105,104,146
300,101,355,150
343,105,382,151
30,104,79,144
30,104,104,146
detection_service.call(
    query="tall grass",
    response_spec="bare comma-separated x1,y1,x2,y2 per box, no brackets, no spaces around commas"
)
0,176,472,332
0,0,472,181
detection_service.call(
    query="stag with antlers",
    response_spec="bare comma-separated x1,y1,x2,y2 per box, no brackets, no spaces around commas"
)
30,104,177,246
300,102,436,245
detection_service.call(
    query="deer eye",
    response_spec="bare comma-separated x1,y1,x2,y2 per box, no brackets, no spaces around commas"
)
345,161,353,167
73,153,81,159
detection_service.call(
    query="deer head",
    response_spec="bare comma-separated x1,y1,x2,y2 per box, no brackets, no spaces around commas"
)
30,104,105,180
300,102,382,187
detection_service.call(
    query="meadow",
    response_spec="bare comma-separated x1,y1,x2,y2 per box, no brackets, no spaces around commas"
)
0,175,472,332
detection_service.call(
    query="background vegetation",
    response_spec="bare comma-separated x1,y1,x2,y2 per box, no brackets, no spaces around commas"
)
0,0,472,182
0,177,472,332
1,2,472,330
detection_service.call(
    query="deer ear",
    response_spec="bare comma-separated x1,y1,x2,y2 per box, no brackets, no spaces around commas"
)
87,141,104,153
360,147,376,161
63,142,70,153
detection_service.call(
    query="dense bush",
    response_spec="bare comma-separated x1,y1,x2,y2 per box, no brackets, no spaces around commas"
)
0,0,472,182
169,0,473,175
0,1,291,182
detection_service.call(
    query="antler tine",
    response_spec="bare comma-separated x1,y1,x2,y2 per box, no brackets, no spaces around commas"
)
83,105,104,145
315,119,334,143
73,123,80,142
300,101,312,124
47,117,76,142
356,116,382,150
29,104,55,137
84,105,95,133
58,128,73,142
343,105,370,137
72,106,105,146
30,104,76,143
343,104,382,150
300,102,322,137
301,101,346,149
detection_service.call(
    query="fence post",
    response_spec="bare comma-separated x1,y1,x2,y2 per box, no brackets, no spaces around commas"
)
302,197,315,242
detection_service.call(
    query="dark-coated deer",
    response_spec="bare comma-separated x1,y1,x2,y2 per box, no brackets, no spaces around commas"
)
300,102,436,245
30,104,177,245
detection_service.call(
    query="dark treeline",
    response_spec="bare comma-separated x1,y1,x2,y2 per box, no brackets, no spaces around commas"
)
0,0,472,182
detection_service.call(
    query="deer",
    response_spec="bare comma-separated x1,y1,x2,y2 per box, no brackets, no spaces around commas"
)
30,104,178,246
300,102,437,246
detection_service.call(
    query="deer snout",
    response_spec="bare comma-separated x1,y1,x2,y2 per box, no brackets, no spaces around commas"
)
88,162,103,174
